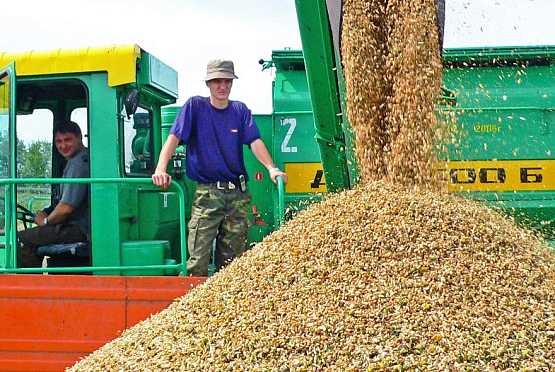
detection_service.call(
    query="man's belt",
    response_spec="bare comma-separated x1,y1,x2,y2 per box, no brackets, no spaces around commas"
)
200,181,240,190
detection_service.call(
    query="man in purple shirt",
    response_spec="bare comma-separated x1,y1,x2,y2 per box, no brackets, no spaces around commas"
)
152,59,288,276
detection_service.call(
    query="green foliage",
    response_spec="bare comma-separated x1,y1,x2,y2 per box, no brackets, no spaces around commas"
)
0,130,7,177
0,131,31,177
20,140,52,178
0,133,52,178
17,138,26,175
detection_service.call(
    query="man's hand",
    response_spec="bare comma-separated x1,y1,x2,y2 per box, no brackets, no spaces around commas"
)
152,171,172,191
34,211,48,226
152,135,181,191
270,169,288,185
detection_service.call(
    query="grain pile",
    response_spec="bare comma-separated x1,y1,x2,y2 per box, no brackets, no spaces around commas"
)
69,182,555,371
341,0,444,186
68,0,555,371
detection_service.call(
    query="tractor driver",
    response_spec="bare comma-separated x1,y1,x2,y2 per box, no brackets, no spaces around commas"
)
152,59,288,276
18,120,90,268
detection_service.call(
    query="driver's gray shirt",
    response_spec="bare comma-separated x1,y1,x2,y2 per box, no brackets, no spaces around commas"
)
60,147,89,236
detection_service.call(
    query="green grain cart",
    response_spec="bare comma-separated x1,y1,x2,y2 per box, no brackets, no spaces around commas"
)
441,46,555,243
293,0,555,245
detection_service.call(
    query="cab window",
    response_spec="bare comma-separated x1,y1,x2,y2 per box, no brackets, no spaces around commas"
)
16,108,53,215
123,106,154,175
15,80,89,222
70,107,89,147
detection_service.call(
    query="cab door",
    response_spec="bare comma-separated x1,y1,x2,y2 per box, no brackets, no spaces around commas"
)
0,62,17,268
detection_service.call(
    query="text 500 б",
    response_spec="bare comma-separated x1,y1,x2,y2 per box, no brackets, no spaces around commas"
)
449,167,542,184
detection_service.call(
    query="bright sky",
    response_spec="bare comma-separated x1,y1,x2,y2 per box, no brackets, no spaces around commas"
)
3,0,554,138
444,0,555,48
3,0,302,115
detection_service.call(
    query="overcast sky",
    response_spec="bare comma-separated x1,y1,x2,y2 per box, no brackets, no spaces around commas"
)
444,0,555,48
2,0,554,116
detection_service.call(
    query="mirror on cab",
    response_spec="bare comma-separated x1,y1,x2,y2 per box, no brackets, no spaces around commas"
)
124,89,140,119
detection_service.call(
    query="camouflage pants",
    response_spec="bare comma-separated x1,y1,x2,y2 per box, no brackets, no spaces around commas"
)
186,183,251,276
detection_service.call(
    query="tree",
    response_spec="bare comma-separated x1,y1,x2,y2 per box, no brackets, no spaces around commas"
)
16,138,26,175
20,140,51,178
0,131,8,177
0,132,27,177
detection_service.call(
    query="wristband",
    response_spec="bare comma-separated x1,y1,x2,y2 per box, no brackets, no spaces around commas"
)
44,217,49,225
268,167,280,175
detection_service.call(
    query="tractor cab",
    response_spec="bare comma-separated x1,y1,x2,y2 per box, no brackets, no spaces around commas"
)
0,45,217,370
0,45,187,274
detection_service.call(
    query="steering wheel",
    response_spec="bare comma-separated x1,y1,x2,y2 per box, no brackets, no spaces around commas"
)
0,196,38,229
17,204,36,229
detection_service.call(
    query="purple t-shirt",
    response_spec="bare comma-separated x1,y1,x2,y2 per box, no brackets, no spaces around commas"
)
169,96,261,182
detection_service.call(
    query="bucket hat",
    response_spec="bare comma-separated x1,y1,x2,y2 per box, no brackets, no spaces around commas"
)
204,59,238,81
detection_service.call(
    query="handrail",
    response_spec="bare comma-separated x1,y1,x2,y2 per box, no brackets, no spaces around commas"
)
0,177,187,275
273,110,314,115
25,196,50,211
273,176,285,228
